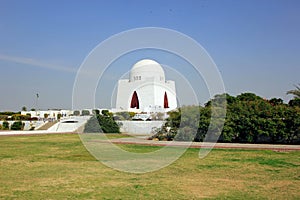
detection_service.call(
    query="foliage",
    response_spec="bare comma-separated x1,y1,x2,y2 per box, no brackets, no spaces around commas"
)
101,110,113,117
287,83,300,99
9,114,31,121
0,115,8,120
81,110,90,116
151,93,300,144
10,121,24,130
97,114,120,133
2,121,9,130
73,110,80,116
83,116,103,133
84,113,120,133
22,106,27,111
114,111,136,120
0,111,17,116
288,98,300,107
92,109,100,115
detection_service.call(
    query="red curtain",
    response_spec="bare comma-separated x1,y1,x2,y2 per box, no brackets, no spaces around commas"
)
164,91,169,108
130,91,139,109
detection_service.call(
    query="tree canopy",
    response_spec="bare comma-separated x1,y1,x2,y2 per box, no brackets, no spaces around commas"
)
151,93,300,144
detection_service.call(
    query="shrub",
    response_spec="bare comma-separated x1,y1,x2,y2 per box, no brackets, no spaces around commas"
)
2,121,9,130
97,114,120,133
92,109,100,115
11,121,24,130
82,110,90,116
73,110,80,116
83,116,103,133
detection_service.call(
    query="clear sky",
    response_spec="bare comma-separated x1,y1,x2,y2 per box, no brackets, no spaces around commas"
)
0,0,299,111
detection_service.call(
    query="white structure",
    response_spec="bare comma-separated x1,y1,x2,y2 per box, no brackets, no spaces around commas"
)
21,110,73,120
116,59,177,113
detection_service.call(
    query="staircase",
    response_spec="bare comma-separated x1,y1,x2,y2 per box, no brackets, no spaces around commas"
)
37,121,57,130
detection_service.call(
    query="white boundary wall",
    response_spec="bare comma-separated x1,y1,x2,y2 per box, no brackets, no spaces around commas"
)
117,120,165,135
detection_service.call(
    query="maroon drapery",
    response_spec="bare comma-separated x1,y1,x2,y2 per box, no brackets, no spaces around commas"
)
164,91,169,108
130,91,139,109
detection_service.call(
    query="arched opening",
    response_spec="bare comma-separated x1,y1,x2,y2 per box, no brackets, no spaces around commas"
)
130,91,139,109
164,91,169,108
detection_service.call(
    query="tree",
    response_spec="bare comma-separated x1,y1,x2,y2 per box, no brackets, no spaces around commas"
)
22,106,27,111
151,93,300,144
288,98,300,107
269,98,284,106
287,84,300,99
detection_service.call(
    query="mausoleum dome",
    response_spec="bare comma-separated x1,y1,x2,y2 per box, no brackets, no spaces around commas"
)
129,59,165,82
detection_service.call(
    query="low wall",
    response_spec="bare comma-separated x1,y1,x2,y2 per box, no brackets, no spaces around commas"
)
48,116,90,132
117,120,165,135
0,121,46,131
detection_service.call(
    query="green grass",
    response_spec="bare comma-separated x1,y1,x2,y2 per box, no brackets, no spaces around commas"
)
0,134,299,199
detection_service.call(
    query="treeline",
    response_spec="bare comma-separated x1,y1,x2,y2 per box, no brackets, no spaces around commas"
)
150,93,300,144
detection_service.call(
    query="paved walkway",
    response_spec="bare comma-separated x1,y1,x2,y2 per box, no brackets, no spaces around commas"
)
0,130,75,136
107,137,300,151
0,131,299,151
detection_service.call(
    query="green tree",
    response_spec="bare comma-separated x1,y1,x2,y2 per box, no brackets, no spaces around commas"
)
287,84,300,99
288,98,300,107
22,106,27,111
152,92,300,144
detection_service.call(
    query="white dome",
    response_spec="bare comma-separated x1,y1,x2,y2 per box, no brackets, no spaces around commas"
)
129,59,165,82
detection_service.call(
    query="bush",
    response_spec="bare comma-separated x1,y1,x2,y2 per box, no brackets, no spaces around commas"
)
84,113,120,133
82,110,90,116
114,112,131,120
11,121,24,130
2,121,9,130
83,116,103,133
92,109,100,115
73,110,80,116
97,114,120,133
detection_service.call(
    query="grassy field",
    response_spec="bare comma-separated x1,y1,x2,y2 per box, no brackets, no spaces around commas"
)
0,134,299,199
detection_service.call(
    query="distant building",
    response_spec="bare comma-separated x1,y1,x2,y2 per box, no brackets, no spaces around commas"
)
115,59,177,113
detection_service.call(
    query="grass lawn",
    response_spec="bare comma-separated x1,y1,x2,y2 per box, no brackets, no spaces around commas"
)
0,134,299,199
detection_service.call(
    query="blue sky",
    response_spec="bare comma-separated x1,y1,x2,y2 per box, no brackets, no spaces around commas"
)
0,0,299,111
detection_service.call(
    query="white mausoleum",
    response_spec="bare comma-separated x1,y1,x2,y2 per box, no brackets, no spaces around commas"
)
116,59,177,113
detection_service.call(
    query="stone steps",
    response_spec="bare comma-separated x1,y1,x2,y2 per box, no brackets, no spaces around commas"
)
37,121,57,130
